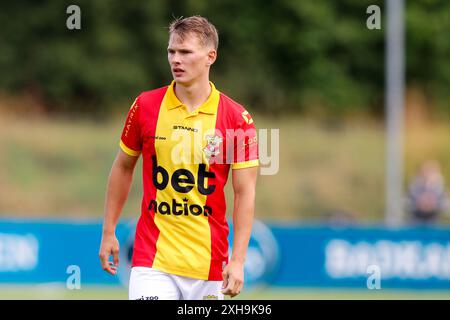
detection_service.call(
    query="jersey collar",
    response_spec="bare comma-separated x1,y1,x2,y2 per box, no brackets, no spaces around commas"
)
165,80,219,115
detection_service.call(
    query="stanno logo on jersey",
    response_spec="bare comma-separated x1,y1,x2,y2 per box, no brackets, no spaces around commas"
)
241,110,253,124
173,125,199,132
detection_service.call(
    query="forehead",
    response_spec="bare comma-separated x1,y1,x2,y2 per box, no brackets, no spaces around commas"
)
168,32,203,48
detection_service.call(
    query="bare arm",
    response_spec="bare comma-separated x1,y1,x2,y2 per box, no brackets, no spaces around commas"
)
222,166,258,297
99,149,139,275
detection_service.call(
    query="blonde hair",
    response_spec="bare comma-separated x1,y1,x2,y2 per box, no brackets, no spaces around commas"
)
169,16,219,50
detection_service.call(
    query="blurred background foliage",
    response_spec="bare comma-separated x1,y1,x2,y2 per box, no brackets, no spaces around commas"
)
0,0,449,118
0,0,449,222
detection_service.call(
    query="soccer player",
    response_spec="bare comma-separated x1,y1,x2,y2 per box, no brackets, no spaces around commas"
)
99,15,259,300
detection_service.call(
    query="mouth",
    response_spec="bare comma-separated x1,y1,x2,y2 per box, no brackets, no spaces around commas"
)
172,68,185,76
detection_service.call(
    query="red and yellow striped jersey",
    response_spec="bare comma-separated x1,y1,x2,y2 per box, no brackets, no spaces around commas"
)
119,81,259,280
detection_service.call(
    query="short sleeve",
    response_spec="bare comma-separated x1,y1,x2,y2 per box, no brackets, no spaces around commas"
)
119,97,142,157
231,110,259,169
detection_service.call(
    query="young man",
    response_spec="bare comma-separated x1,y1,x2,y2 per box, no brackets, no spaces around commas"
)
99,16,259,300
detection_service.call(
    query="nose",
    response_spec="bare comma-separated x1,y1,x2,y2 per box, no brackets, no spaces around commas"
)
169,52,181,65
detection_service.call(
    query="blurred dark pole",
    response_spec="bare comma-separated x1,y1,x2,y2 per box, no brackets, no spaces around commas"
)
385,0,405,226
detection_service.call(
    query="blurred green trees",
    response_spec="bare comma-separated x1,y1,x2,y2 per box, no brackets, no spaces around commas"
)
0,0,449,117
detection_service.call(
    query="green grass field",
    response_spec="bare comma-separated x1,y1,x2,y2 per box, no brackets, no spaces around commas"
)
1,285,449,300
1,113,449,223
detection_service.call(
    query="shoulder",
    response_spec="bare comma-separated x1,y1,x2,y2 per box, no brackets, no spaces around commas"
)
136,86,169,107
219,92,255,127
219,92,254,124
219,92,246,115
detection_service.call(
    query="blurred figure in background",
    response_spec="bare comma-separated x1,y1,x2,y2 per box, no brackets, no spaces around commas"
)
407,160,448,224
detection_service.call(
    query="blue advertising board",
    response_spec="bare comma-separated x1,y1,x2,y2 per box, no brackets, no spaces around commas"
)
270,224,450,289
0,218,449,290
0,218,127,285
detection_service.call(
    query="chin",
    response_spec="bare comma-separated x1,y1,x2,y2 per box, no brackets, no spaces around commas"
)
174,78,193,86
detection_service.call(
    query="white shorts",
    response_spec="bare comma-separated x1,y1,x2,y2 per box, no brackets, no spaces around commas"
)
129,267,224,300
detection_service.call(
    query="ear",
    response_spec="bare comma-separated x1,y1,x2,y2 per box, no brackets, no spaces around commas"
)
206,49,217,67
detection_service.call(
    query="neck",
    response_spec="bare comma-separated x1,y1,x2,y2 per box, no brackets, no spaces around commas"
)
174,79,212,112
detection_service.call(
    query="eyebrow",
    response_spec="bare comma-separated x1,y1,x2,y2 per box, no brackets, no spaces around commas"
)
167,47,193,53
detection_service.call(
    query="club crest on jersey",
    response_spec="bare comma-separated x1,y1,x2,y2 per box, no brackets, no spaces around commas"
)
204,135,222,160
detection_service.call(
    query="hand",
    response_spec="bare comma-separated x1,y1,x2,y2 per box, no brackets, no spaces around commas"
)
221,260,244,298
99,233,120,275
